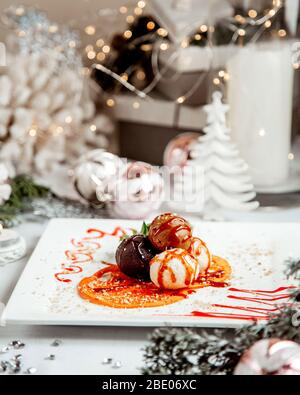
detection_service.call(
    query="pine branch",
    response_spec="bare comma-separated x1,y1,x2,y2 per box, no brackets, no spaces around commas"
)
142,306,300,375
142,259,300,375
286,258,300,301
0,175,49,227
286,258,300,280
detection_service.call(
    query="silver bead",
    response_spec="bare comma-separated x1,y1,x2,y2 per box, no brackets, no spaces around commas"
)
46,354,56,361
26,367,37,375
102,357,113,365
51,339,62,347
7,361,21,374
0,361,8,372
9,340,25,349
112,361,122,369
0,346,10,354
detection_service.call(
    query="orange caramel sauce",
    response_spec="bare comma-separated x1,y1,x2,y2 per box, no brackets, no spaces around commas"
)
78,256,231,309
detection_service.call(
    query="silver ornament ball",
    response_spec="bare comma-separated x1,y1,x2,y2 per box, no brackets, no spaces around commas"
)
73,150,124,205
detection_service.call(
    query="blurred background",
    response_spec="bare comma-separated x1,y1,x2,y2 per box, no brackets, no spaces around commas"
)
0,0,128,32
0,0,300,221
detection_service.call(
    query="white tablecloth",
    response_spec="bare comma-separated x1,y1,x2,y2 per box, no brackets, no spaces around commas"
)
1,205,300,374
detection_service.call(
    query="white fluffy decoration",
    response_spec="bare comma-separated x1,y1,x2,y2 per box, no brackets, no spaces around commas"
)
0,50,115,199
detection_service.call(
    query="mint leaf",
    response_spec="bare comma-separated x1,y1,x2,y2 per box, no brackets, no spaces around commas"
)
120,228,138,241
141,222,150,237
120,224,150,241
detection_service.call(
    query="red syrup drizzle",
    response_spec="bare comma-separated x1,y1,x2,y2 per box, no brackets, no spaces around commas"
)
153,249,196,288
190,286,297,321
54,227,126,283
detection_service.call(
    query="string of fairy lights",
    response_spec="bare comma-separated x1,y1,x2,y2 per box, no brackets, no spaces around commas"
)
82,0,295,111
83,1,147,66
83,1,214,106
4,1,298,163
79,0,298,163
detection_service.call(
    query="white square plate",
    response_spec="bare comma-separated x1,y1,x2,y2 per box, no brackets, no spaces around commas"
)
3,219,298,328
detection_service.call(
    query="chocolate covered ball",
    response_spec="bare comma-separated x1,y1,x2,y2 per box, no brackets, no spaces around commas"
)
148,213,193,251
116,235,157,281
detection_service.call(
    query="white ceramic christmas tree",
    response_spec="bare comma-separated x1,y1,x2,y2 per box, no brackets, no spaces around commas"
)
190,91,259,213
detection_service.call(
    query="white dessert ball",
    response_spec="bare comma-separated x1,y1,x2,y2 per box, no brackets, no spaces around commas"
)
150,249,199,290
188,237,212,277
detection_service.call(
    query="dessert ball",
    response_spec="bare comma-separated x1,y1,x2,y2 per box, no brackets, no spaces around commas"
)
188,237,212,277
148,213,193,251
116,235,157,281
150,249,199,290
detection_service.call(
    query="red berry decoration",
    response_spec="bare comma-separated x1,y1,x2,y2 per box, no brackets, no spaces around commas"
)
148,213,193,251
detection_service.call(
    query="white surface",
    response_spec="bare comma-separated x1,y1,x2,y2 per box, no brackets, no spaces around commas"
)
0,220,146,375
1,207,300,374
3,218,299,328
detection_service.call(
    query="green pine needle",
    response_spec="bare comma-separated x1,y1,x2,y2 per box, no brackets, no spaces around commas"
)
0,175,49,227
142,259,300,375
141,222,150,237
120,222,150,241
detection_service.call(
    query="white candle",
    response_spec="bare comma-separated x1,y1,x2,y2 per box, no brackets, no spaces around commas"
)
227,42,294,187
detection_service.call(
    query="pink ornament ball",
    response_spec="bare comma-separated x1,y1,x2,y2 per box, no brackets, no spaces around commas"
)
163,132,199,168
109,161,164,219
234,339,300,375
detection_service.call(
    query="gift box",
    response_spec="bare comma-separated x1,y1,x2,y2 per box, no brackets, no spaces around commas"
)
106,93,206,165
156,44,236,106
92,1,237,107
147,0,236,106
